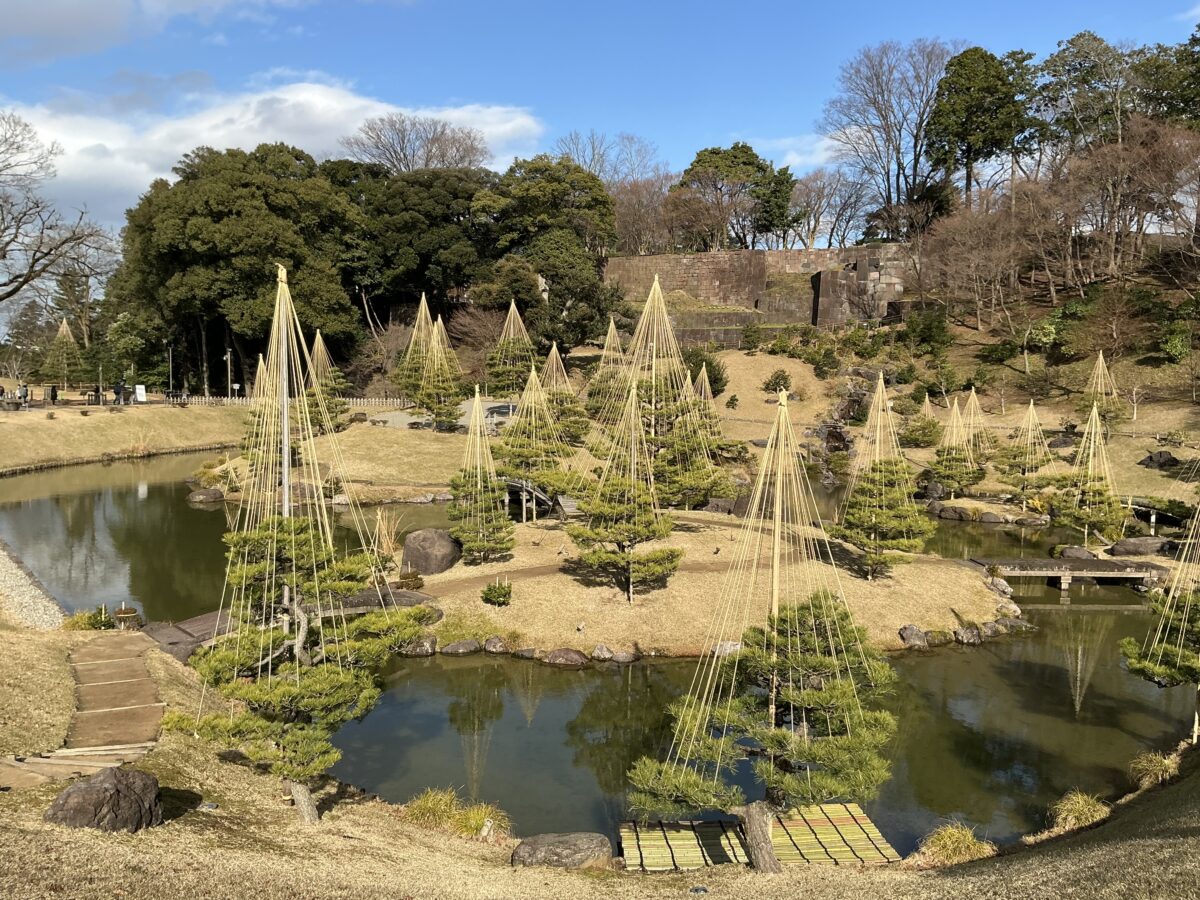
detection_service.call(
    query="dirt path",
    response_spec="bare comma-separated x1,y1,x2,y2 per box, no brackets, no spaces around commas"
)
65,632,162,750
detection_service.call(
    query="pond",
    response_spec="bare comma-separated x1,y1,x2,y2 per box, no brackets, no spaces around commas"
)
0,457,1193,856
0,454,450,620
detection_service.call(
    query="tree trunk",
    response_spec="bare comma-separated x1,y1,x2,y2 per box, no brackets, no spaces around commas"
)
290,588,313,667
286,778,320,824
732,801,782,874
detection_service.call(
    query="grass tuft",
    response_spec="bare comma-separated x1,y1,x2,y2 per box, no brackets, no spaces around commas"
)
452,801,512,841
400,787,461,829
1049,790,1111,831
911,821,997,868
1129,750,1180,790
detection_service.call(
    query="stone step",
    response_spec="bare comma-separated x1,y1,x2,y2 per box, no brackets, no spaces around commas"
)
77,678,159,712
0,758,54,790
71,634,154,665
50,741,156,757
65,704,163,749
4,758,112,779
71,657,149,685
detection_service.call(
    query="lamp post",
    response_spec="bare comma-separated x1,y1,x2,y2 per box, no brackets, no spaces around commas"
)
224,349,232,400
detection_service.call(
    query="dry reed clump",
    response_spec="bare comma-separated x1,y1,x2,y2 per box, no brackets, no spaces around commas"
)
399,787,511,842
1129,750,1181,789
1049,791,1111,831
908,822,997,868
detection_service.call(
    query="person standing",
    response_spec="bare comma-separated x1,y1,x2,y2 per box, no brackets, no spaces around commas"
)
49,385,58,406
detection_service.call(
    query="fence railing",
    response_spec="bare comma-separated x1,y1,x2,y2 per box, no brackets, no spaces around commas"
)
181,396,408,408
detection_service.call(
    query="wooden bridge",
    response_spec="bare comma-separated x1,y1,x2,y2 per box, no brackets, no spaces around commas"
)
971,557,1168,604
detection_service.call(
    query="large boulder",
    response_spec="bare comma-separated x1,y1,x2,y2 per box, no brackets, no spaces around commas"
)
590,644,614,662
954,626,983,646
611,650,639,664
922,481,947,501
399,635,437,657
441,639,482,656
925,630,954,647
1110,536,1174,557
186,487,223,504
997,617,1036,634
1047,432,1076,449
543,648,589,667
483,635,510,655
898,625,928,650
980,621,1006,640
977,511,1006,524
511,832,613,869
1058,545,1098,560
938,506,972,521
1015,515,1050,527
402,528,462,575
44,767,162,833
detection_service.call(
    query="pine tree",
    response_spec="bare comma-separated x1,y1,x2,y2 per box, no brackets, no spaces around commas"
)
834,459,935,578
414,324,464,431
486,300,536,399
390,293,434,402
1058,402,1126,546
923,397,983,498
540,341,589,444
448,388,515,562
305,331,351,434
494,368,573,500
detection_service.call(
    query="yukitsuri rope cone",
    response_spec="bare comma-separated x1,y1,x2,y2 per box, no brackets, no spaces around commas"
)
310,329,335,385
495,367,576,520
448,387,514,561
42,318,82,388
1084,350,1121,410
836,374,934,579
1068,402,1126,547
963,387,995,455
487,299,536,400
996,399,1059,509
431,314,463,378
1062,614,1114,717
198,267,401,822
594,276,722,508
920,394,936,419
540,341,574,396
540,341,589,445
585,315,628,426
626,392,895,873
924,397,982,500
392,293,434,402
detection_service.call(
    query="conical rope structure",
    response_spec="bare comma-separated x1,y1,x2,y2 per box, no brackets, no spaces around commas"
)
995,399,1059,509
920,394,936,419
448,387,514,560
310,329,334,387
487,299,535,399
495,367,580,519
627,394,895,870
694,363,714,405
540,341,574,397
205,267,394,690
1061,613,1114,717
836,374,933,577
431,315,462,378
1067,402,1126,546
1085,351,1121,409
940,397,974,467
585,315,628,425
42,318,82,388
413,318,464,430
963,387,994,455
592,276,722,508
924,397,982,501
392,293,435,402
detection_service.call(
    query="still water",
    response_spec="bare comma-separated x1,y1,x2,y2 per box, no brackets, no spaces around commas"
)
0,458,1192,855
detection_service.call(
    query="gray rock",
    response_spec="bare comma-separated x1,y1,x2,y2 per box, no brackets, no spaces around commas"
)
399,635,437,657
611,650,639,664
1048,433,1076,449
954,626,983,646
483,635,509,655
1015,515,1050,527
712,641,742,658
898,624,928,650
1109,536,1172,557
987,577,1014,598
590,644,614,661
511,832,613,869
997,616,1036,633
978,511,1006,524
512,647,538,659
543,648,589,667
186,487,224,503
980,621,1005,639
349,411,369,424
926,500,944,515
925,630,954,647
996,600,1022,618
938,506,972,521
44,768,162,833
441,639,482,656
330,493,351,507
1058,545,1098,560
923,481,947,501
401,528,462,575
702,497,735,515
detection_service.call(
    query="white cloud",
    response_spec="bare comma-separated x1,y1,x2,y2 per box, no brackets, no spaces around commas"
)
5,79,544,228
750,134,836,171
2,1,311,61
1175,4,1200,21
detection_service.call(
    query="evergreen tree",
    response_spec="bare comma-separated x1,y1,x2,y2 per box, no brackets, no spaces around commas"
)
305,365,352,434
448,474,514,562
924,447,985,499
567,476,682,602
628,595,896,871
833,458,936,578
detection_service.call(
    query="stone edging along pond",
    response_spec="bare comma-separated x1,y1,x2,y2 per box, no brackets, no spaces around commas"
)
0,534,64,630
0,442,238,481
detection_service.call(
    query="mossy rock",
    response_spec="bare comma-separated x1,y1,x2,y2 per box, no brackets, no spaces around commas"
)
925,630,954,647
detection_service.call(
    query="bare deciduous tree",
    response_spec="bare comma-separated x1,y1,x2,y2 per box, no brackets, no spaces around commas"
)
0,110,108,308
340,111,490,173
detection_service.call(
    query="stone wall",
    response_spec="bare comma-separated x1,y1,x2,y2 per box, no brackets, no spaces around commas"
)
603,246,908,342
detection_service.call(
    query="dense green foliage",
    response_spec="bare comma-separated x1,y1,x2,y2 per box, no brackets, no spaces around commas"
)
448,474,515,563
681,346,729,396
833,459,936,577
923,447,985,498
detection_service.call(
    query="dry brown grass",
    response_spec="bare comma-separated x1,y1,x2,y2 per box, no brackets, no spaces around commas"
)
0,405,245,476
420,516,1000,654
309,423,465,501
0,613,75,756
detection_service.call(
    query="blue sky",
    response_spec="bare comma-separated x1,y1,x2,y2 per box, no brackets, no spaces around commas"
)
3,0,1199,228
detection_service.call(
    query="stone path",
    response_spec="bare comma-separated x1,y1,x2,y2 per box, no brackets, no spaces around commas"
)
0,632,161,791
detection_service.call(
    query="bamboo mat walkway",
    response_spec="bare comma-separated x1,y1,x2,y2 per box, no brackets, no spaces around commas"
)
619,803,900,872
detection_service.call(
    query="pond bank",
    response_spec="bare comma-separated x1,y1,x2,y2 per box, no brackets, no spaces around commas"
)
0,535,63,630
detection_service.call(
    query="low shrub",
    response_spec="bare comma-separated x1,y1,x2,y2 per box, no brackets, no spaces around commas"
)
725,395,739,410
762,368,792,393
481,581,512,607
899,416,942,448
63,606,116,631
891,395,919,417
1049,790,1110,831
912,822,996,867
1129,750,1179,789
